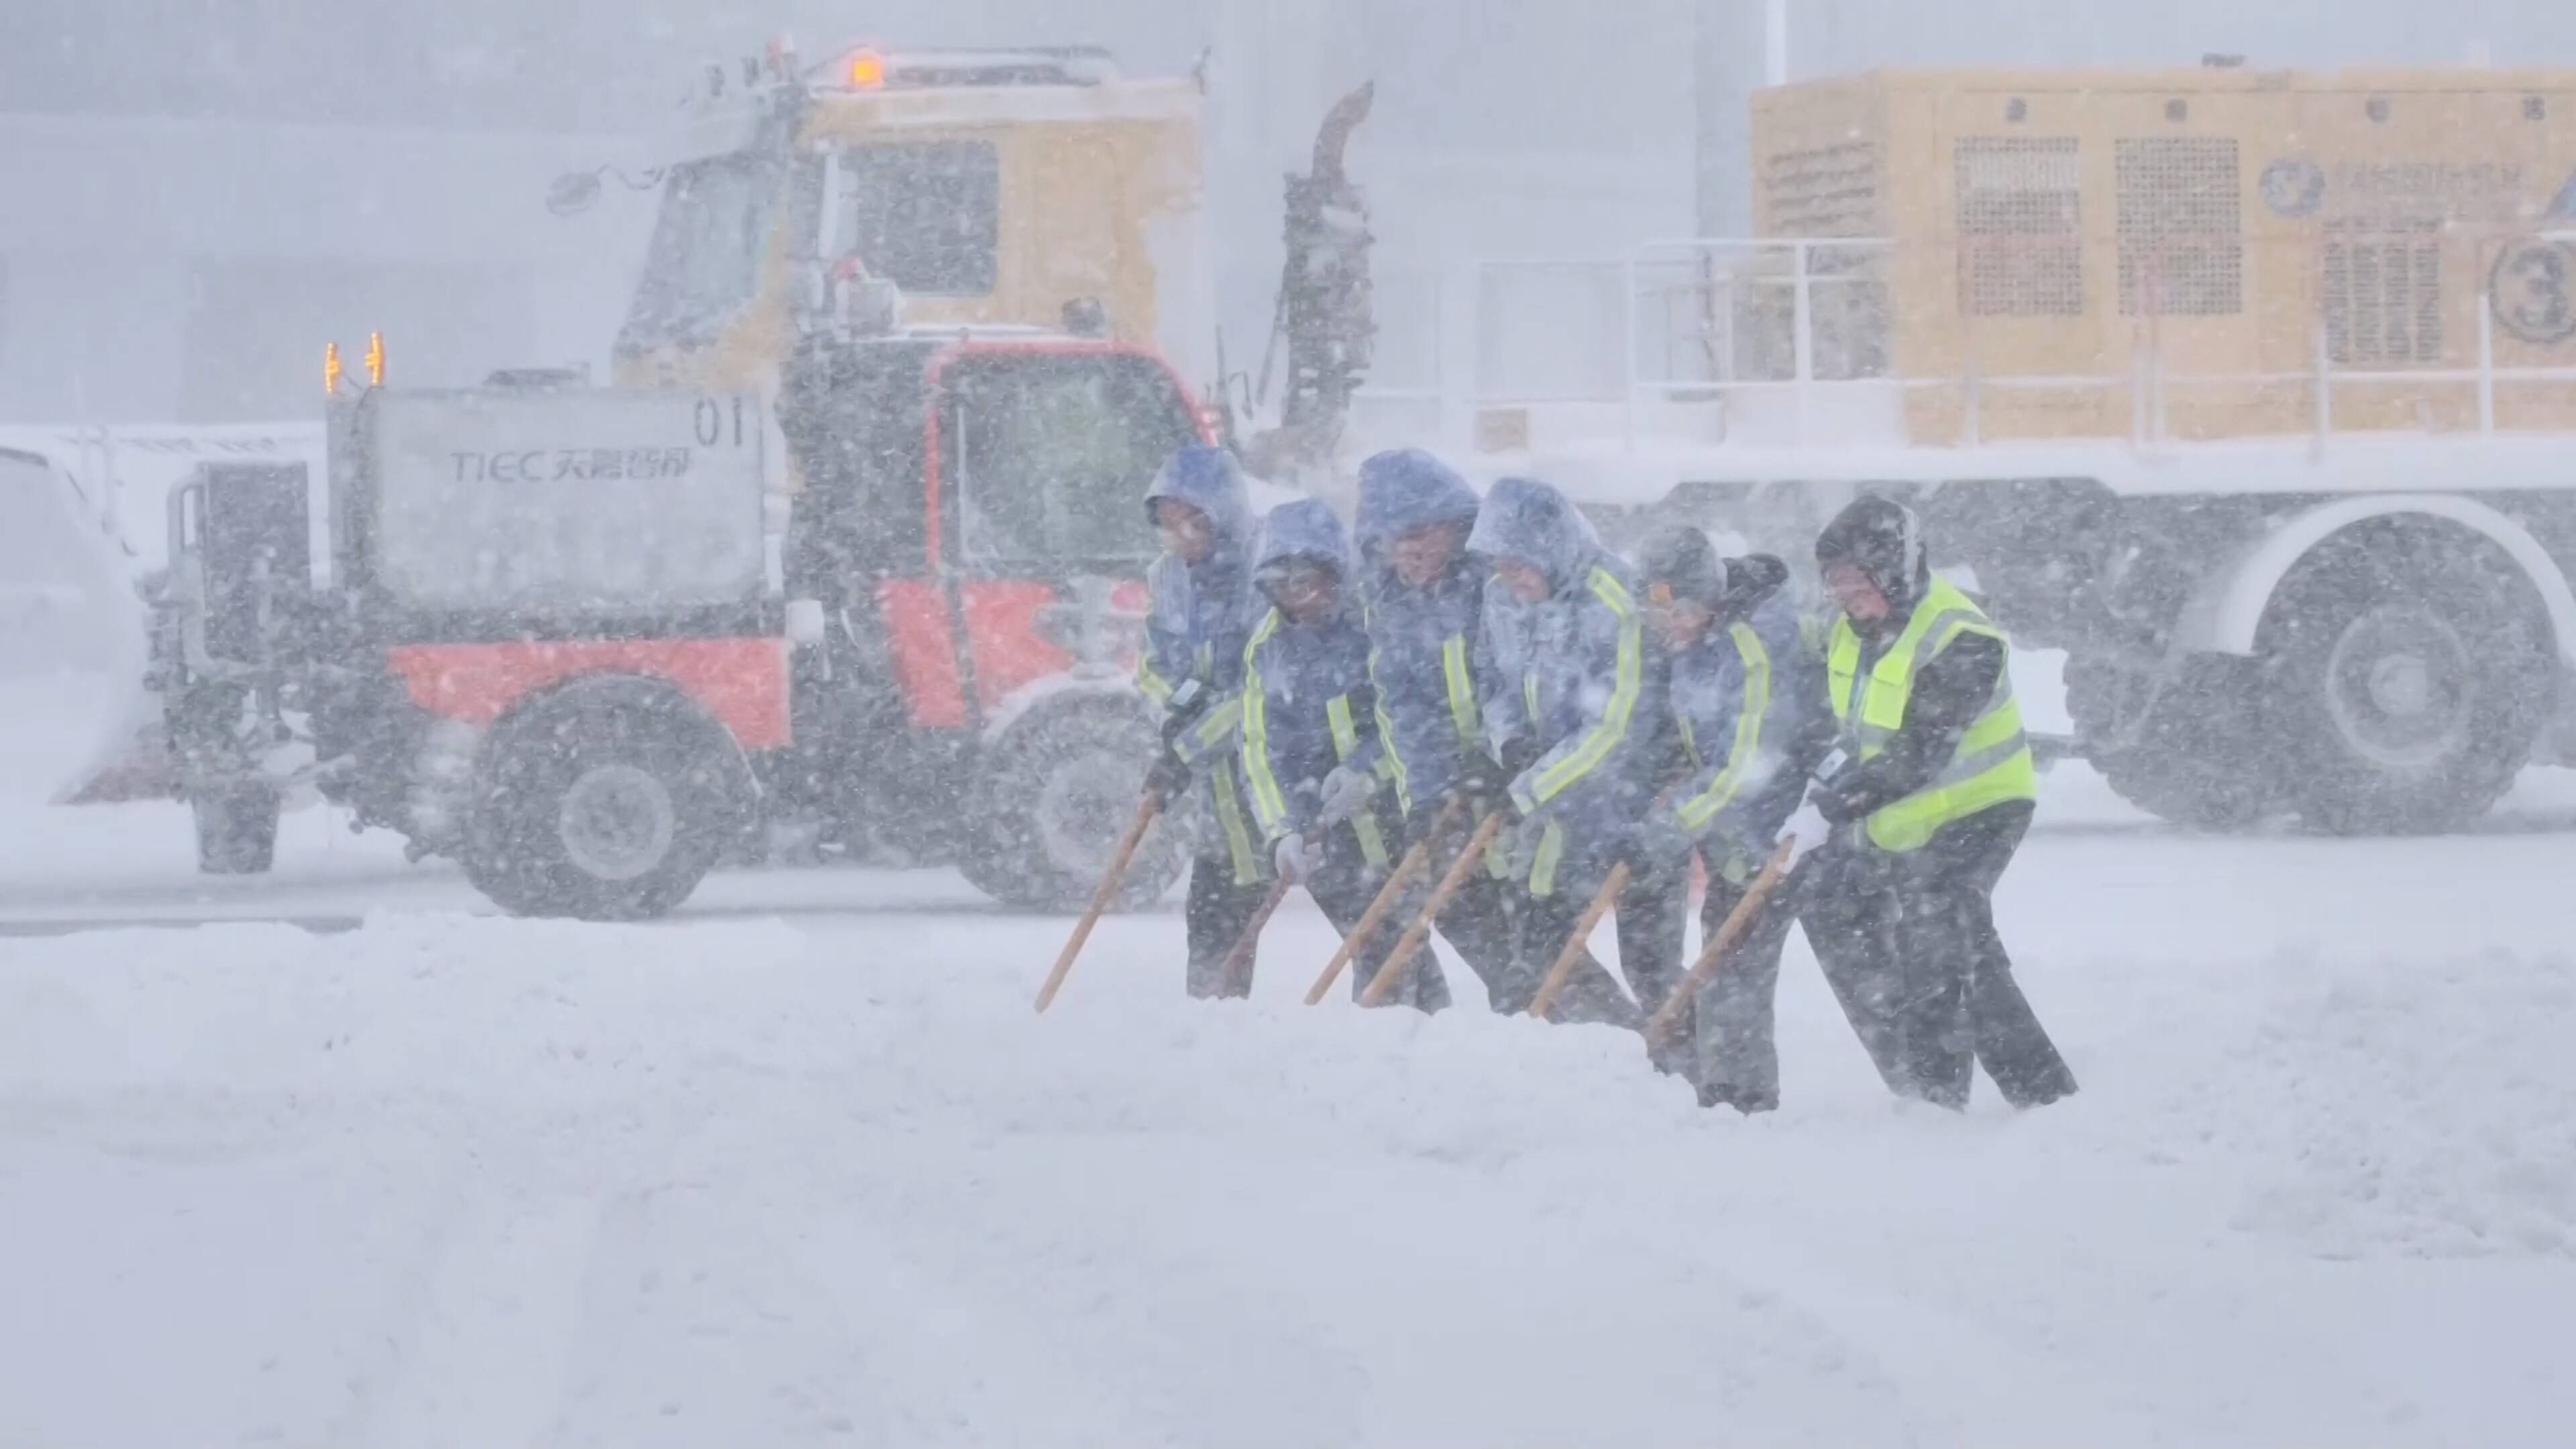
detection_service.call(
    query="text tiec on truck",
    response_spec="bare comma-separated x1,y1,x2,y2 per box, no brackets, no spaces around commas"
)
153,347,1207,920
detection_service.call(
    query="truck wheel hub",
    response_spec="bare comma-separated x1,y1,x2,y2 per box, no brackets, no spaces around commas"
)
1034,751,1137,877
2324,606,2472,768
559,764,676,881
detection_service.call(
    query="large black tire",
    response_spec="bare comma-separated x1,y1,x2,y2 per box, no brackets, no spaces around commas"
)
960,695,1185,912
2259,524,2552,835
191,782,280,874
2070,653,2282,831
460,680,749,920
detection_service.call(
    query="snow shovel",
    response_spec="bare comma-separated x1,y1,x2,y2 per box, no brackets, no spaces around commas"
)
1217,874,1295,998
1358,810,1506,1008
1034,794,1163,1013
1303,795,1464,1006
1526,861,1631,1020
1642,842,1795,1049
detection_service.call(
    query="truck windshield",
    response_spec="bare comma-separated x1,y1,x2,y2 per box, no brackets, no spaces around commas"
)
620,155,777,351
838,142,1001,296
949,355,1197,572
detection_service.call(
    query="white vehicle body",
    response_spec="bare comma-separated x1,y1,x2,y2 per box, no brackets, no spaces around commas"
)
1402,238,2576,833
0,423,323,803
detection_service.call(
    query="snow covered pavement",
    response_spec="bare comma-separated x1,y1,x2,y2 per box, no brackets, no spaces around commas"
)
5,786,2576,1444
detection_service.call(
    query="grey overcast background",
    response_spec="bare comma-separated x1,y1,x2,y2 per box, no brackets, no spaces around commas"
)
5,0,2575,423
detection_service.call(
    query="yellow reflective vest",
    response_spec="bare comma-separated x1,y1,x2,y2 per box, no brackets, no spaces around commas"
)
1824,576,2037,852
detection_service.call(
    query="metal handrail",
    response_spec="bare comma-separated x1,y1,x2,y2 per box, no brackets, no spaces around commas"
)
1449,231,2576,451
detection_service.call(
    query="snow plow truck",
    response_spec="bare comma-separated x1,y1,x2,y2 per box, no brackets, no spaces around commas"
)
155,327,1210,919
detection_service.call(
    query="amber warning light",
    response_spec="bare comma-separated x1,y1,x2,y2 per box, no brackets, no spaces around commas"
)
323,341,341,396
366,331,386,386
847,49,888,88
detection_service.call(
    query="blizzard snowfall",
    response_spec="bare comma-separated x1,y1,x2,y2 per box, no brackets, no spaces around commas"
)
4,770,2576,1446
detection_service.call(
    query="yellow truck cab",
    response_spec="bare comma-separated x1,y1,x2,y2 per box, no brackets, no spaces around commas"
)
612,44,1208,400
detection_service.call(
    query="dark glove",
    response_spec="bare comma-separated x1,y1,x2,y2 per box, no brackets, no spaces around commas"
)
1159,678,1210,749
1144,749,1191,807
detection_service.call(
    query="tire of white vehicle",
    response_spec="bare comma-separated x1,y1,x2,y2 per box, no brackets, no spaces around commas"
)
2073,654,2282,832
2259,523,2553,836
961,696,1185,912
461,680,749,920
191,782,280,874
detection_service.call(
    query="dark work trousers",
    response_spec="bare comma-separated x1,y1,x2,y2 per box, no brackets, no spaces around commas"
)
1316,821,1453,1012
1801,801,2078,1110
1183,851,1275,999
1499,845,1646,1030
1386,805,1519,1012
1615,853,1797,1111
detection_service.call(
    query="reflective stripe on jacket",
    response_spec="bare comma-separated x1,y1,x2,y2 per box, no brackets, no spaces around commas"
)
1825,576,2037,851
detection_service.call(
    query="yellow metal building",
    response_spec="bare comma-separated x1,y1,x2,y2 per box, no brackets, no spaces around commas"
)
1750,66,2576,443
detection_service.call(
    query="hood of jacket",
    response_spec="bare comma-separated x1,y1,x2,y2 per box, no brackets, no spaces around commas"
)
1145,444,1256,568
1464,476,1600,597
1354,449,1481,555
1253,497,1357,623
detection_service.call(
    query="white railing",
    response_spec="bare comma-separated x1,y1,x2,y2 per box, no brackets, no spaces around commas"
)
1348,232,2576,455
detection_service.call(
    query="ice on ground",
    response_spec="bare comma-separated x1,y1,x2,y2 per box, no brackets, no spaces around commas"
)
4,902,2573,1446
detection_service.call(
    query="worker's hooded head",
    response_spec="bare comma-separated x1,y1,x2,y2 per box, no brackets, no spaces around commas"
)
1354,449,1480,560
1640,525,1793,621
1252,497,1355,621
1145,444,1255,572
1814,495,1931,617
1465,476,1600,598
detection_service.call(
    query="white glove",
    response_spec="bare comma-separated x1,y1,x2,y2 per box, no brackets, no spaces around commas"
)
1316,764,1374,825
1274,832,1312,885
1775,801,1832,868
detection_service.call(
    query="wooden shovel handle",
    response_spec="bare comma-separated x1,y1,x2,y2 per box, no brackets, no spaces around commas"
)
1358,811,1505,1008
1527,861,1630,1020
1303,796,1464,1005
1033,794,1163,1013
1642,842,1794,1046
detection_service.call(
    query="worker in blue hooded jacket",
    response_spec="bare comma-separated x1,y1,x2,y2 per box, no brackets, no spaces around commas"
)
1621,526,1834,1112
1236,498,1438,1007
1138,444,1270,998
1350,449,1518,1006
1466,476,1652,1026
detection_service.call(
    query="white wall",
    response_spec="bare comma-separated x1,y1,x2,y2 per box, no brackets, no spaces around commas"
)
0,113,654,423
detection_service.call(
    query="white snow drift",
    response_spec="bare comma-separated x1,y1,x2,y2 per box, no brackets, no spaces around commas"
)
4,890,2573,1446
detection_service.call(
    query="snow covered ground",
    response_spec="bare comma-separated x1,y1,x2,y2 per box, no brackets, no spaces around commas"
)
5,769,2576,1445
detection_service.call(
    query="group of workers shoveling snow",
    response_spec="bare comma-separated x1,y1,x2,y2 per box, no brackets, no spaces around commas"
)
1056,444,2078,1114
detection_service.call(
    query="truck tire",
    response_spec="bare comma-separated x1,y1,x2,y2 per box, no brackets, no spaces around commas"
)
191,783,280,874
462,682,746,920
2259,523,2552,835
961,696,1183,912
2070,655,2281,831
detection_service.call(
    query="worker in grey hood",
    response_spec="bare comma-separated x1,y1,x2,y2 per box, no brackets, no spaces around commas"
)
1464,477,1652,1026
1138,444,1271,997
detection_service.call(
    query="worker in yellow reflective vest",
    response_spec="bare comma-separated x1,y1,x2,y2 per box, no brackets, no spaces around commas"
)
1785,497,2078,1110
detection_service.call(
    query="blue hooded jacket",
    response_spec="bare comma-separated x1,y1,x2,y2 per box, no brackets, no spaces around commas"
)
1140,444,1265,879
1653,576,1830,879
1140,444,1259,708
1352,449,1500,818
1465,477,1650,862
1238,499,1391,865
